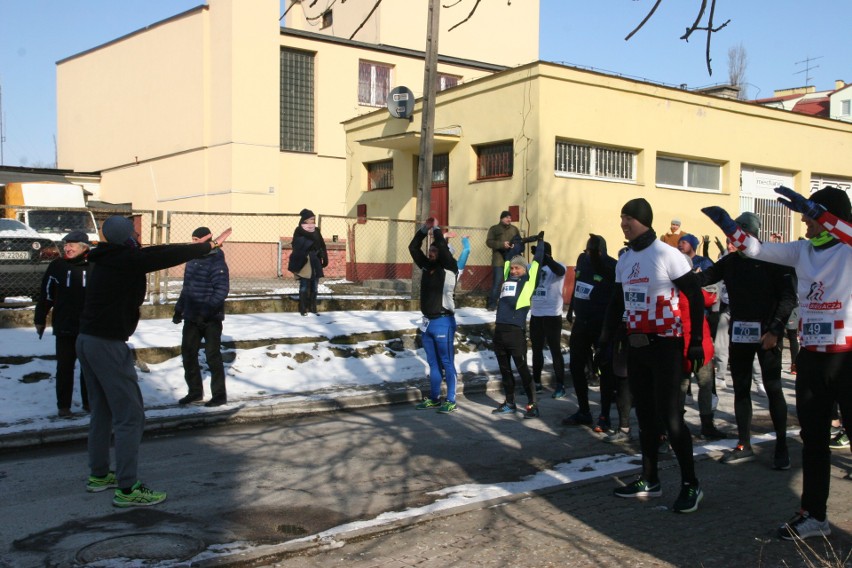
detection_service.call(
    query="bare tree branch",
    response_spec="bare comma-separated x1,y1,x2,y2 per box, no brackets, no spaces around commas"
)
448,0,482,32
442,0,463,7
624,0,662,41
680,0,707,42
349,0,384,40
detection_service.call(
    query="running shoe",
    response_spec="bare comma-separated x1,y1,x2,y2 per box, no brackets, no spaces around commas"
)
778,510,831,541
551,386,567,399
534,382,543,394
561,410,593,426
829,431,850,450
658,435,671,455
416,398,441,410
773,446,791,471
672,482,703,513
603,429,633,443
593,415,611,433
112,482,167,508
720,444,756,464
614,478,661,498
523,403,540,419
437,401,457,414
492,402,517,414
830,425,843,438
86,471,118,493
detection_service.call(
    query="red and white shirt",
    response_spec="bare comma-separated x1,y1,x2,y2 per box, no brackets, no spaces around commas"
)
616,240,691,337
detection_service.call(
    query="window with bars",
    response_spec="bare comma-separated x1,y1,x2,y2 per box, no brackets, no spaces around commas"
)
280,48,315,153
475,142,513,180
554,141,635,181
367,160,394,190
656,156,721,191
438,74,460,91
358,60,392,107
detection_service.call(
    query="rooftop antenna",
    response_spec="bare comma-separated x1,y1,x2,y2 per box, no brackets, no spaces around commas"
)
794,55,823,87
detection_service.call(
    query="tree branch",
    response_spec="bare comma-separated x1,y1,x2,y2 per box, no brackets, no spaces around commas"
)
680,0,707,42
349,0,384,40
624,0,662,41
448,0,482,32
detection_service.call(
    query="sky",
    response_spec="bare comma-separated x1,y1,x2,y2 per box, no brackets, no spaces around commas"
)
0,0,848,168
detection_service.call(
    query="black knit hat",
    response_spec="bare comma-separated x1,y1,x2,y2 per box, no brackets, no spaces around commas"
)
299,208,316,223
192,226,211,239
500,210,511,220
63,231,90,245
621,198,653,228
101,216,134,244
811,186,852,222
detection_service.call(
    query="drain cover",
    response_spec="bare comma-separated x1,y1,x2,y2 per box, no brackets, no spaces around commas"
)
76,532,204,564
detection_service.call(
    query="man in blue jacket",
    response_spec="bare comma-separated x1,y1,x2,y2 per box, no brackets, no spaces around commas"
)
174,226,231,407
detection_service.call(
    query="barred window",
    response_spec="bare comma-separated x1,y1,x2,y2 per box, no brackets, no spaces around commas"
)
555,141,635,181
656,156,721,191
358,60,392,107
476,142,513,180
367,160,394,190
280,48,314,153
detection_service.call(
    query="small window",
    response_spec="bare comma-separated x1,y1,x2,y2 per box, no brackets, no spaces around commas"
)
555,140,636,181
475,141,513,180
842,99,851,116
358,60,393,107
656,156,721,191
437,74,460,92
321,10,333,29
367,160,394,190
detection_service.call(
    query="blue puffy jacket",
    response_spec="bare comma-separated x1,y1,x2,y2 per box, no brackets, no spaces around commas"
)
175,249,230,322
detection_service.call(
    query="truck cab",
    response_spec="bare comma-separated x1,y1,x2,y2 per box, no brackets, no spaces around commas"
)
1,182,99,245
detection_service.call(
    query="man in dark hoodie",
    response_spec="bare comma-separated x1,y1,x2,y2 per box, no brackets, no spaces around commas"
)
34,230,91,417
76,216,230,508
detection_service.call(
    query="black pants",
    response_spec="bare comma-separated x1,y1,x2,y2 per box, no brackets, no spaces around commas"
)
55,334,88,410
493,324,535,405
182,319,227,401
569,318,602,414
530,315,565,387
796,349,852,521
729,341,787,444
627,335,697,485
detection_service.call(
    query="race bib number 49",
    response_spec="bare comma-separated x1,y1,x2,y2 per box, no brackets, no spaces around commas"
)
801,316,834,346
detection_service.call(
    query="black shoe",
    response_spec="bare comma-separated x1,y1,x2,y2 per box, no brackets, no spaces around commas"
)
700,424,729,440
773,446,791,471
204,398,227,407
534,382,543,394
178,394,203,406
562,410,593,426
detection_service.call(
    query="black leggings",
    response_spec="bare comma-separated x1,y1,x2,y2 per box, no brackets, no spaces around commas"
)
729,341,787,446
494,324,535,405
530,315,565,386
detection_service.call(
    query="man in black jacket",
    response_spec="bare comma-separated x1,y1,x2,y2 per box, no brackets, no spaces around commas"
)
174,226,230,407
77,216,230,508
34,231,91,417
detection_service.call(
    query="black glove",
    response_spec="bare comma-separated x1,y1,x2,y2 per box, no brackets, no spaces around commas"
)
172,313,183,325
593,342,611,374
686,341,704,372
320,253,329,268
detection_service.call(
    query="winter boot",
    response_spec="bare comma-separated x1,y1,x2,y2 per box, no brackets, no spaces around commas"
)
700,413,728,440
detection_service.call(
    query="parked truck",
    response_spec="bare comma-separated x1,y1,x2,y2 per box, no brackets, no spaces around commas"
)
0,182,99,244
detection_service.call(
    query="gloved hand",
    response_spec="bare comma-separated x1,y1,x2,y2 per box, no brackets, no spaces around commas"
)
419,217,436,234
593,342,611,374
686,341,705,372
714,236,724,254
701,206,738,235
35,324,45,339
775,185,826,220
172,313,183,325
320,253,329,268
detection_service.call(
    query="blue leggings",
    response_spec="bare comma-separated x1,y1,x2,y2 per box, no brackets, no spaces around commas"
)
421,316,458,403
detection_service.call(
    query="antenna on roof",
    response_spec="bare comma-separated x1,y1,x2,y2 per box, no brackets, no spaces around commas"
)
794,55,823,87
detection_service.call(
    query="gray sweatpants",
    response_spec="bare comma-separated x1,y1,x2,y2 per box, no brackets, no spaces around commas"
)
76,333,145,489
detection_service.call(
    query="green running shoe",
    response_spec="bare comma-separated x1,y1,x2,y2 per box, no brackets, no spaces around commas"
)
416,398,441,410
86,471,118,493
113,482,167,508
437,401,457,414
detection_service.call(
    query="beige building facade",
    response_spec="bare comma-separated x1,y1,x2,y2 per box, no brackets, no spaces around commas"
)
344,62,852,259
56,0,535,217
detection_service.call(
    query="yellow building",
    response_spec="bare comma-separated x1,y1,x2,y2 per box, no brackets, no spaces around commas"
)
56,0,537,216
344,61,852,259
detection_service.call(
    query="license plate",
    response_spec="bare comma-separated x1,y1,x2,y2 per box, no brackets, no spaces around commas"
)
0,251,29,260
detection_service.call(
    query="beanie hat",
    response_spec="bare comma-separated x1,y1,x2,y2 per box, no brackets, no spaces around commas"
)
192,226,211,239
811,186,852,222
671,218,681,226
620,198,653,228
101,216,134,244
500,210,511,220
734,212,761,236
63,231,90,245
678,233,699,251
299,208,316,223
509,255,527,269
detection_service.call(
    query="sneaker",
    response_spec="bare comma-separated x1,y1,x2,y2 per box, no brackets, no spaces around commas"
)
416,398,441,410
534,383,544,394
711,393,719,412
604,429,633,443
789,363,797,375
720,444,756,464
437,400,457,414
86,471,118,493
754,383,767,397
700,424,729,440
614,478,662,498
773,446,791,471
672,482,703,513
178,394,203,406
551,386,567,399
829,425,843,438
492,402,517,415
829,431,850,450
523,403,540,419
561,410,593,426
658,436,671,455
112,482,167,508
204,397,227,407
778,510,831,541
593,415,611,433
58,408,73,418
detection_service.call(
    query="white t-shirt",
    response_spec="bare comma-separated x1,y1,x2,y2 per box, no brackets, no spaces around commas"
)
531,263,566,317
616,239,691,337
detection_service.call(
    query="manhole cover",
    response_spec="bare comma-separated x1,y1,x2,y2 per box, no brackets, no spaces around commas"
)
76,532,204,563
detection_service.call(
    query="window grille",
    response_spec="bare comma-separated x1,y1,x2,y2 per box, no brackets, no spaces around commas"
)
476,142,513,180
367,160,394,190
554,141,636,181
280,48,315,153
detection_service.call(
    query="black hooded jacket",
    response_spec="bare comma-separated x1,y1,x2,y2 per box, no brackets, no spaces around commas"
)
569,234,617,322
34,254,90,336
